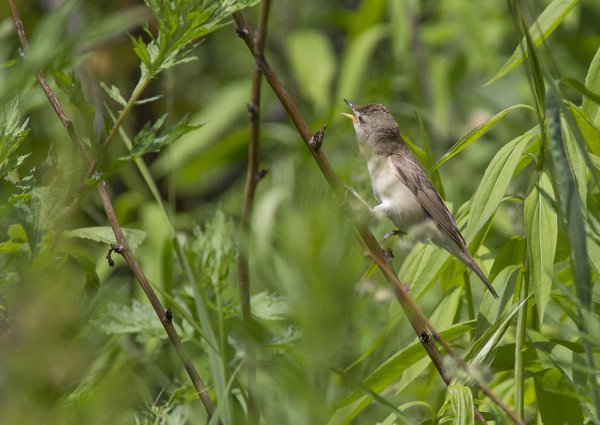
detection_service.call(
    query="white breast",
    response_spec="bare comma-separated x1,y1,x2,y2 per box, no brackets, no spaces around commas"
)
367,156,428,232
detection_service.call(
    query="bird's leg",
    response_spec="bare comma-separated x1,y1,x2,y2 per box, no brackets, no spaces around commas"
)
343,184,372,210
383,229,405,242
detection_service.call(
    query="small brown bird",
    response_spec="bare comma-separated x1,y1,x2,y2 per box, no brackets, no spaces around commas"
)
343,99,498,299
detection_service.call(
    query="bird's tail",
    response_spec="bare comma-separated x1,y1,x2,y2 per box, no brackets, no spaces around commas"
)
432,234,499,298
443,240,498,298
462,253,499,299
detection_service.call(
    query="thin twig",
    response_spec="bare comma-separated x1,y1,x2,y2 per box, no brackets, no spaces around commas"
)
232,11,524,425
236,1,272,422
8,2,221,422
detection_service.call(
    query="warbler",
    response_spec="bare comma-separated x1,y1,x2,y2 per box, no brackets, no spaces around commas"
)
343,99,498,299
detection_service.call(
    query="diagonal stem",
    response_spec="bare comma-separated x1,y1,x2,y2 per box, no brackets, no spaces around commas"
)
236,0,272,423
232,11,524,425
8,1,221,422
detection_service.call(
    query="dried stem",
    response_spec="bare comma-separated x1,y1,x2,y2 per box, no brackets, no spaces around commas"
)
233,11,524,425
8,2,221,422
236,0,273,422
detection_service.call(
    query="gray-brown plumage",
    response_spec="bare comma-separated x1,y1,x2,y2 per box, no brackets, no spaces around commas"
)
343,99,498,299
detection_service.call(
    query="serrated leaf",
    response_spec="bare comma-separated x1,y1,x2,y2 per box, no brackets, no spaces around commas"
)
119,114,201,162
93,300,164,342
448,383,474,425
0,97,29,165
287,30,336,113
250,292,289,321
486,0,580,85
433,104,532,171
465,134,534,239
100,82,127,107
524,171,557,323
65,226,147,249
0,153,30,180
189,210,235,288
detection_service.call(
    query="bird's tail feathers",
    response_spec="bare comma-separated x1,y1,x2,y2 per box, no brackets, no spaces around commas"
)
442,241,498,299
461,252,499,299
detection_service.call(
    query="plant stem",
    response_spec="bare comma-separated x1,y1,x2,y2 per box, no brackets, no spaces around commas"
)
236,1,272,423
515,265,528,420
232,11,524,425
8,2,221,422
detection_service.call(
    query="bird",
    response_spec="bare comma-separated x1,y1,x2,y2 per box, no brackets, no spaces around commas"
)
342,99,498,299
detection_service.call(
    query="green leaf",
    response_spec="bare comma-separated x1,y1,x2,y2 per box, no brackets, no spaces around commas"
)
398,242,451,299
250,292,289,321
486,0,580,85
153,79,251,176
474,265,521,338
337,321,474,408
0,224,29,254
469,289,525,366
100,82,127,107
448,383,474,425
566,102,600,156
561,117,587,207
524,171,557,323
335,25,388,103
189,211,235,288
546,89,592,307
65,226,147,250
465,134,534,239
68,250,101,292
0,97,29,165
432,104,532,172
287,30,336,113
0,153,30,180
93,300,164,342
533,368,584,425
582,46,600,126
119,114,201,162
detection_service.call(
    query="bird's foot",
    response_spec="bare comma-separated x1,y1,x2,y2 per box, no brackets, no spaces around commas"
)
342,185,372,210
382,229,405,242
383,248,394,263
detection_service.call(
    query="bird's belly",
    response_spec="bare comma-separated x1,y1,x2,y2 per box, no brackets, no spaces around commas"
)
368,158,427,232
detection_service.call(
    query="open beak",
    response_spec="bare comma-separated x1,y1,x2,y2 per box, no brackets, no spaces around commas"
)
342,98,357,122
341,112,357,122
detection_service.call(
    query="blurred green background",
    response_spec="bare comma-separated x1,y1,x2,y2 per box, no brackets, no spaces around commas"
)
0,0,599,424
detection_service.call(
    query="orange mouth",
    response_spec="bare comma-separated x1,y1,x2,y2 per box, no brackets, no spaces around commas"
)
341,112,357,122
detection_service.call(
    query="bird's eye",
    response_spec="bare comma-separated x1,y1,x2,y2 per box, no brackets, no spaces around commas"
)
357,115,364,124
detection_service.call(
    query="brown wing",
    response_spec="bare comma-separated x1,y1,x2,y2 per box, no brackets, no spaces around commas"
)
389,149,466,249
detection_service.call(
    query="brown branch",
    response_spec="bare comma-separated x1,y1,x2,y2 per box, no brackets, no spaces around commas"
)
236,0,272,423
8,2,221,422
232,11,524,425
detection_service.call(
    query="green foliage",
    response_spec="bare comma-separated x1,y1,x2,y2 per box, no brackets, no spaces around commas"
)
119,114,201,162
487,0,581,85
1,0,599,424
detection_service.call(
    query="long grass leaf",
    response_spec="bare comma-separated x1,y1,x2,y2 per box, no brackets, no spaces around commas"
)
524,171,557,323
432,104,531,171
486,0,580,85
465,134,534,239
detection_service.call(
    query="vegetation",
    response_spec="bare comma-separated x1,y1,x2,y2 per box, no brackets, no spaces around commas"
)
0,0,598,424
